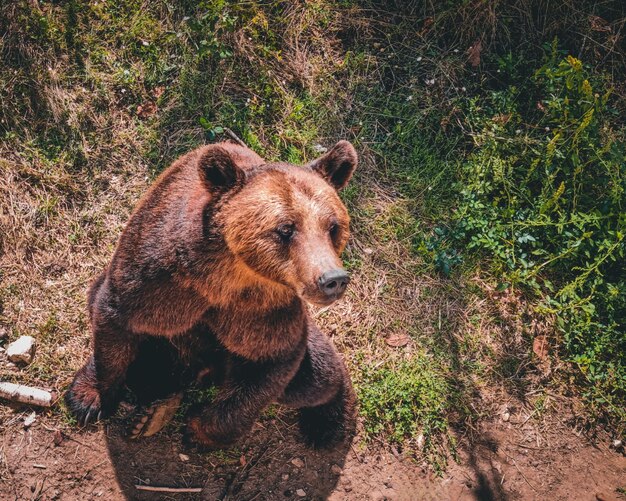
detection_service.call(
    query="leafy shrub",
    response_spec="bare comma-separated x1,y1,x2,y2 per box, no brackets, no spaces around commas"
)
446,45,626,422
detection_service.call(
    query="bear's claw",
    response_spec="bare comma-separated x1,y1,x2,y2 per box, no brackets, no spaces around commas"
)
65,384,104,427
129,392,183,439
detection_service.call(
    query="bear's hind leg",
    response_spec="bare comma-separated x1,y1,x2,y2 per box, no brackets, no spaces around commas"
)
279,326,356,448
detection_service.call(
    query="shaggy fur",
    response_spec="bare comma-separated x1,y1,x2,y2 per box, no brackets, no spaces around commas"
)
65,140,358,448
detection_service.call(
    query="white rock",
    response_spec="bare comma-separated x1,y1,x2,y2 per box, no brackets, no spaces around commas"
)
416,434,425,450
296,489,306,497
502,412,511,422
23,411,37,428
6,336,36,364
179,453,190,462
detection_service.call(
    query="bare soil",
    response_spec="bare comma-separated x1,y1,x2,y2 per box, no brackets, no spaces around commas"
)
1,404,624,501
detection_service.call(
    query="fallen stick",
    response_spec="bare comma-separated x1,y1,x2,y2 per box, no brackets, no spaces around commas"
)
223,127,247,147
135,485,202,493
0,382,54,407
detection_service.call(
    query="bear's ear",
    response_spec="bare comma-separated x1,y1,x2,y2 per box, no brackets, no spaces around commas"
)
307,140,358,190
198,146,244,191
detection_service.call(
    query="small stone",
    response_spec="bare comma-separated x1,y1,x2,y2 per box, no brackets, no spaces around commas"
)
502,412,510,422
291,458,304,468
296,489,306,497
312,144,327,154
6,336,36,364
23,411,37,428
369,490,385,501
281,474,289,481
55,346,67,357
179,453,190,462
364,248,374,255
330,464,342,475
596,492,619,501
611,439,623,449
416,434,425,450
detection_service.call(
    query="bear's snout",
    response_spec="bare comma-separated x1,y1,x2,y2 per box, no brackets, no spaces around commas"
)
317,268,350,301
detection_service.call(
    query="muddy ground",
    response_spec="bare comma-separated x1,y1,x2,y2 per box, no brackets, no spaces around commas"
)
1,403,624,501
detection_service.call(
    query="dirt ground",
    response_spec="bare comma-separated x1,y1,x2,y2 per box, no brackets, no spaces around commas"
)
1,401,624,501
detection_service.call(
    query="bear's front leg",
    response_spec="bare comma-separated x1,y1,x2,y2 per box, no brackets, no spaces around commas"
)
279,325,356,448
185,352,302,450
65,319,139,425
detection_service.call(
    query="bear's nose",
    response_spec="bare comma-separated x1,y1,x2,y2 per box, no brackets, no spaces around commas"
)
318,269,350,298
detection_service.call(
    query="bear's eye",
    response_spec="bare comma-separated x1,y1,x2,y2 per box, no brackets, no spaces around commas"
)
276,223,295,241
329,222,339,238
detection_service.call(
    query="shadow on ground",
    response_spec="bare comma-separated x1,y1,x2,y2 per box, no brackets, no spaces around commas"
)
105,409,349,501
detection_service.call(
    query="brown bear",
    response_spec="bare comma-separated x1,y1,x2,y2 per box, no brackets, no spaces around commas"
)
65,140,358,449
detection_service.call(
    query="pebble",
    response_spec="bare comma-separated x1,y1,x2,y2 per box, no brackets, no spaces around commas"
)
281,474,289,481
331,464,342,475
23,411,37,428
291,458,304,468
296,489,306,497
6,336,36,364
416,434,424,450
611,439,622,449
502,412,510,422
369,490,385,501
179,453,190,462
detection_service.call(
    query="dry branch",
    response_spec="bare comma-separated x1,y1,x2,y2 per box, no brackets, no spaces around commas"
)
134,485,202,493
0,382,54,407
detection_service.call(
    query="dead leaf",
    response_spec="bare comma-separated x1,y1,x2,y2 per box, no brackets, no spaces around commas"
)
467,39,482,68
53,430,63,446
492,114,512,125
385,334,410,347
136,101,157,118
590,16,611,33
533,336,548,361
152,86,165,99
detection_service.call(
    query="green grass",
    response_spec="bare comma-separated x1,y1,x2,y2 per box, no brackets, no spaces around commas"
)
356,353,455,471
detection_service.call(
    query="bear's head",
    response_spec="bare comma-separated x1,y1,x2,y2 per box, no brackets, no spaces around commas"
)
199,141,358,306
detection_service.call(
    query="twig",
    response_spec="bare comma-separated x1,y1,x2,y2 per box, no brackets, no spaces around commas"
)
223,128,247,147
504,452,537,492
0,382,54,407
135,485,202,493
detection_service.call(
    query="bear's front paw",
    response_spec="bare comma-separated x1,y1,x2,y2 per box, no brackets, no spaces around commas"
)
64,360,118,427
65,377,104,426
183,416,235,451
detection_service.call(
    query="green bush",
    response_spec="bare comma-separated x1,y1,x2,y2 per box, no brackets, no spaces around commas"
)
444,46,625,422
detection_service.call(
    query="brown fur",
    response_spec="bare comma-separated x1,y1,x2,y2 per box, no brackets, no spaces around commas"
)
65,140,358,448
